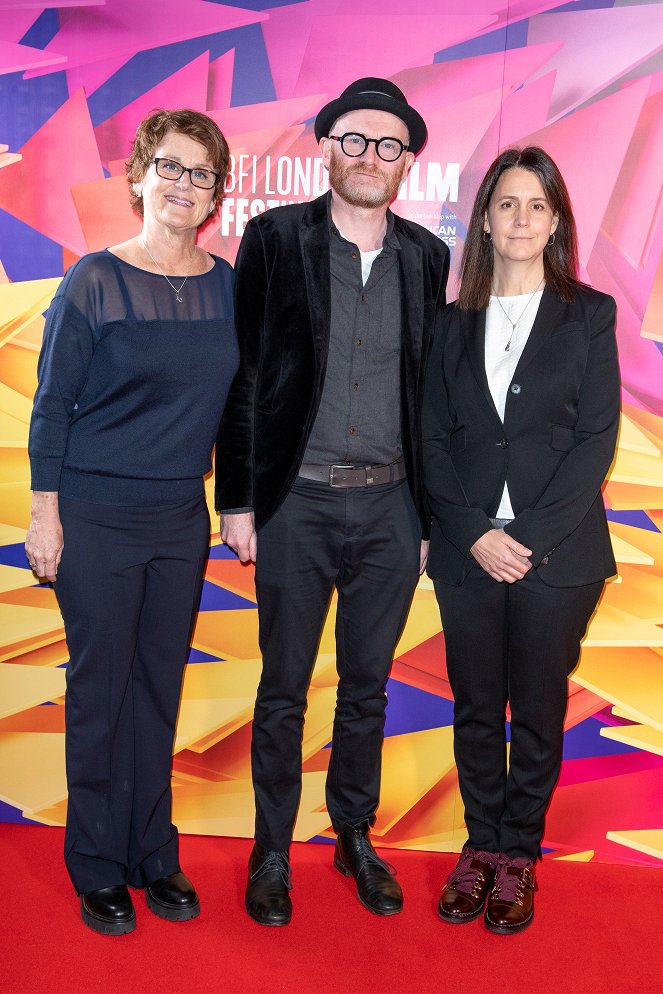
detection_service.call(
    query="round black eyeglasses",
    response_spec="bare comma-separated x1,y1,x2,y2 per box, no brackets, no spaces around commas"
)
151,157,218,190
328,133,409,162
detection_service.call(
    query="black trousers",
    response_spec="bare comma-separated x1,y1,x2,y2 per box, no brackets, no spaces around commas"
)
55,494,210,894
253,477,421,850
434,567,603,860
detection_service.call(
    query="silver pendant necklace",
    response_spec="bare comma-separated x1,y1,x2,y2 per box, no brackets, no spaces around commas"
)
141,238,193,302
492,276,544,351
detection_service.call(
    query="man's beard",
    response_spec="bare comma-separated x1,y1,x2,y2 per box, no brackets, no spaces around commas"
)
329,153,404,208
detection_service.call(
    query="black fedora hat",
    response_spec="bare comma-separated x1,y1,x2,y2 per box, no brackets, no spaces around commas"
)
314,76,427,155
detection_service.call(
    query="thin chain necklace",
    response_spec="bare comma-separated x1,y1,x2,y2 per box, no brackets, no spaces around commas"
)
491,277,544,351
141,237,194,302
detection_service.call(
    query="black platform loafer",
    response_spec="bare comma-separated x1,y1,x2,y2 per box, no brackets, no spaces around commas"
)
146,871,200,922
80,885,136,936
334,821,403,916
245,843,292,926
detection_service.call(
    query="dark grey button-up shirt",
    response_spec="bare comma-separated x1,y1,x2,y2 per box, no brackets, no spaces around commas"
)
303,208,403,466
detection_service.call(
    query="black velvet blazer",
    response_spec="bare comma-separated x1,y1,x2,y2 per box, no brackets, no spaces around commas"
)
215,193,450,533
422,285,621,586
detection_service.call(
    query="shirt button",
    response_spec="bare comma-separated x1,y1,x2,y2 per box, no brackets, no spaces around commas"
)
497,438,509,448
351,252,358,259
511,383,521,394
356,338,362,346
349,426,358,435
353,383,359,391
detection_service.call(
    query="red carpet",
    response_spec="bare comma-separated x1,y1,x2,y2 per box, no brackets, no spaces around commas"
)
3,825,661,994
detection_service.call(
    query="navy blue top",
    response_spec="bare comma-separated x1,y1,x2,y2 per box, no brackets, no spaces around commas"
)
29,250,239,505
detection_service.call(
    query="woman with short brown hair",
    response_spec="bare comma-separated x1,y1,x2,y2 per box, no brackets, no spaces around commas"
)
26,109,237,935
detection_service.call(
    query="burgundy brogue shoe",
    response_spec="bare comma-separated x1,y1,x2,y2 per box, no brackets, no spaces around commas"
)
438,847,498,924
484,856,537,935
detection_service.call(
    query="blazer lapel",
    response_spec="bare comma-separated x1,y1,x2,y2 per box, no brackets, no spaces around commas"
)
512,286,566,379
461,308,502,424
299,196,332,363
398,233,424,387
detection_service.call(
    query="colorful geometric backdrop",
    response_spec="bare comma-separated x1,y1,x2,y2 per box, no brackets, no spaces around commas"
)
1,0,663,868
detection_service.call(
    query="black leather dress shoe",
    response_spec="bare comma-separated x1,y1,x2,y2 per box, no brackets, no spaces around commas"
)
334,821,403,916
80,885,136,936
146,871,200,922
438,848,499,924
245,843,292,926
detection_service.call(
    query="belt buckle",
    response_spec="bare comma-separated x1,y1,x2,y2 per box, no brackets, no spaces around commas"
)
329,464,355,488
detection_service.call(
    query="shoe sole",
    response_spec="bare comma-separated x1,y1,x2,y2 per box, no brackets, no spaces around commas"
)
145,890,200,922
333,857,402,917
244,900,291,926
80,904,136,936
483,910,534,935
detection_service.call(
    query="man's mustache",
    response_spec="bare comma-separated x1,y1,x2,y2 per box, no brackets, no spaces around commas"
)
346,164,385,178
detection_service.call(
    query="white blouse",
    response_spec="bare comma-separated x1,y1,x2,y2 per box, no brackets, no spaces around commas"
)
485,289,544,518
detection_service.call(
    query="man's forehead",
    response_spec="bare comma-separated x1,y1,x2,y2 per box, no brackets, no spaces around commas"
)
331,108,409,140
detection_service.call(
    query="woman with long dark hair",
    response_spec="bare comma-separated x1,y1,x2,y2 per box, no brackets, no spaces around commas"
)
423,146,620,933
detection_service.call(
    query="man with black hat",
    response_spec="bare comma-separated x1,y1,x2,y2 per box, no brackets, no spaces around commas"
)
216,77,449,925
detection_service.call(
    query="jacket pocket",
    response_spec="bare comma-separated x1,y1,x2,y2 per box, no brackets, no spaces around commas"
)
552,321,584,337
551,424,576,451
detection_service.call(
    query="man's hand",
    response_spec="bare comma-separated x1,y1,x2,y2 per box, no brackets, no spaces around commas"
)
221,511,257,563
25,491,63,582
470,529,532,583
419,539,430,575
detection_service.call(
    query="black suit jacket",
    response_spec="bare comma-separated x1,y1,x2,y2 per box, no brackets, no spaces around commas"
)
422,285,620,586
215,193,450,533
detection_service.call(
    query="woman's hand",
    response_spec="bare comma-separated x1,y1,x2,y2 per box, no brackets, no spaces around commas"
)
25,491,63,582
470,529,532,583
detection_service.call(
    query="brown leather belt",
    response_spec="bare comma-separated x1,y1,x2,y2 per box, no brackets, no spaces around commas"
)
298,458,406,488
